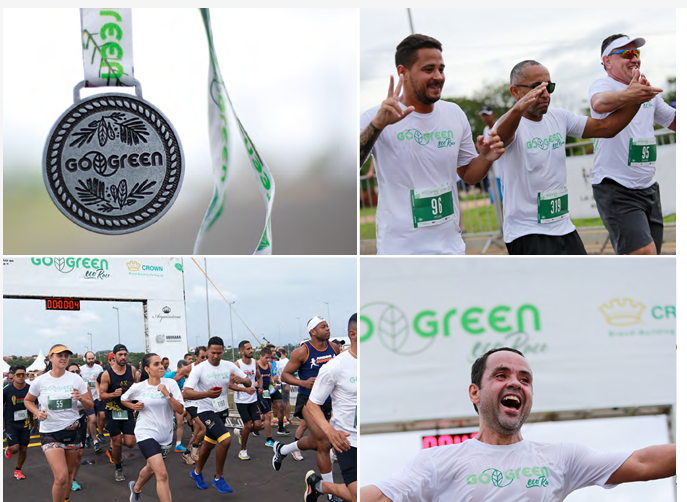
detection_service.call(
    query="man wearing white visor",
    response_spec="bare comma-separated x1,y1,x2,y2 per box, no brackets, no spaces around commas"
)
589,34,676,255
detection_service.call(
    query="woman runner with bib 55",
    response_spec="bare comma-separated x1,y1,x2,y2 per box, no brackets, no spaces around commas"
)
121,353,184,502
24,344,93,502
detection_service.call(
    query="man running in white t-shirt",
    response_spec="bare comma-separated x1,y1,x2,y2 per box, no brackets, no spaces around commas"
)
589,34,676,255
360,34,505,255
361,347,675,502
494,60,659,255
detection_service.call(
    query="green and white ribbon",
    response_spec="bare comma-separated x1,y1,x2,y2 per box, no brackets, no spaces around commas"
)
80,8,134,87
196,9,275,255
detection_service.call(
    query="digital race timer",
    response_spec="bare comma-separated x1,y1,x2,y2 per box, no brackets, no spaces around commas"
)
45,298,81,311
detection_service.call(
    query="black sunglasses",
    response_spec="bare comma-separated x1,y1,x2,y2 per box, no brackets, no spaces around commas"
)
514,82,556,94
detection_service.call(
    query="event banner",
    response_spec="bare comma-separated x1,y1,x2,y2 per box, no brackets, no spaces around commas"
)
360,258,675,424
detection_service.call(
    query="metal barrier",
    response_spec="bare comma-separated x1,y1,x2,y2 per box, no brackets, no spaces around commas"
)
360,129,676,254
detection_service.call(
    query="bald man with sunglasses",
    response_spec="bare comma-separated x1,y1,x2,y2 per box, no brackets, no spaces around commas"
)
589,34,676,256
493,59,657,255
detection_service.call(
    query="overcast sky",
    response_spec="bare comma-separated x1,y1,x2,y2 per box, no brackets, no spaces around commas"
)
361,8,676,115
2,256,357,357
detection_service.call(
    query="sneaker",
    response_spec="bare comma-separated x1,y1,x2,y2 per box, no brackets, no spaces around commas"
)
181,451,196,465
304,470,322,502
252,431,260,437
174,444,187,453
94,441,102,453
271,417,278,426
328,496,345,502
189,469,208,490
190,445,200,461
272,441,286,471
277,428,291,436
4,448,11,459
233,428,242,447
212,476,233,493
85,436,92,448
115,467,125,482
292,450,304,461
72,479,81,491
265,438,275,447
284,418,291,426
106,448,115,464
129,480,141,502
238,449,250,460
97,433,106,442
13,469,25,480
330,450,338,464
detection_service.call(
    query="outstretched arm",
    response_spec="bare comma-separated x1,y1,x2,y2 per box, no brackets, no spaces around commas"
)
494,82,549,147
606,444,675,485
360,486,392,502
590,72,663,114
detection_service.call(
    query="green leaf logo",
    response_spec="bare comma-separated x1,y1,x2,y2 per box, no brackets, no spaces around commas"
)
175,263,183,272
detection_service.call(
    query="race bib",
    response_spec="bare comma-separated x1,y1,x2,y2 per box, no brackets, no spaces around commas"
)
212,395,229,413
537,188,569,224
48,396,72,412
628,138,657,167
14,410,28,421
112,409,128,420
262,389,270,399
161,443,172,459
410,181,455,228
88,380,96,388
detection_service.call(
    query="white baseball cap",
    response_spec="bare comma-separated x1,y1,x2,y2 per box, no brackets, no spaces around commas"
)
601,36,645,60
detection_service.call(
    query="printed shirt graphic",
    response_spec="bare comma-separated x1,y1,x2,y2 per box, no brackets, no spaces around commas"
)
309,350,358,447
184,360,247,413
375,439,632,502
589,76,676,189
28,371,88,433
80,364,103,399
360,100,478,255
121,378,183,445
496,108,586,243
297,341,337,398
234,359,259,404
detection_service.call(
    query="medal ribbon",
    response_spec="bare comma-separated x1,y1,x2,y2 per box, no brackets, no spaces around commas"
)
80,9,135,87
196,8,275,255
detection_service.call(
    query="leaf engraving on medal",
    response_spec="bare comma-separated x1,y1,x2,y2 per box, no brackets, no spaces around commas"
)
76,177,157,211
69,113,149,148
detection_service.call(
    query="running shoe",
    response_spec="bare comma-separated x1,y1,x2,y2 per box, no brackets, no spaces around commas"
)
106,448,114,463
84,436,92,448
181,451,196,465
284,418,291,426
292,450,304,461
13,469,25,480
190,445,200,461
4,448,11,459
272,441,285,471
271,417,278,426
174,444,187,453
97,433,106,442
277,428,291,436
328,496,345,502
129,480,141,502
115,467,125,482
72,479,81,491
252,431,260,437
330,450,338,464
233,428,243,447
238,449,250,460
189,469,208,490
212,476,234,493
94,441,102,453
265,438,275,447
304,470,322,502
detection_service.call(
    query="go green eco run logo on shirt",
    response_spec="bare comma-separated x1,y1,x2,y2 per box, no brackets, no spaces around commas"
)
397,129,455,148
526,133,564,151
466,466,550,489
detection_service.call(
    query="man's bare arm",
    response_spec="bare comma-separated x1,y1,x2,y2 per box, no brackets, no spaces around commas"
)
360,485,392,502
606,444,675,485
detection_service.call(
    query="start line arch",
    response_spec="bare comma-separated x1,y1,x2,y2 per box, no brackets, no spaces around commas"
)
3,257,188,364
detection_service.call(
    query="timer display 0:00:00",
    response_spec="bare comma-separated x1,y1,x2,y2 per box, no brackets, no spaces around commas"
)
45,298,81,311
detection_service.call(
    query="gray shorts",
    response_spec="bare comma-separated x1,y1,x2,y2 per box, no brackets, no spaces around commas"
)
592,179,663,255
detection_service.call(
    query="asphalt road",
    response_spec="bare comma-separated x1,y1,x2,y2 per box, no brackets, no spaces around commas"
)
3,427,342,501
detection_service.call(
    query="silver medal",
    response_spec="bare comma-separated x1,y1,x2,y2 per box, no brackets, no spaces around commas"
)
43,80,184,234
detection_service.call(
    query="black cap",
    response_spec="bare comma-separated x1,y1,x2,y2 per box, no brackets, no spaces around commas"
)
112,344,128,354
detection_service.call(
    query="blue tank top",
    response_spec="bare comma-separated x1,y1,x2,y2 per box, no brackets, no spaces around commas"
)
297,340,336,397
258,363,271,390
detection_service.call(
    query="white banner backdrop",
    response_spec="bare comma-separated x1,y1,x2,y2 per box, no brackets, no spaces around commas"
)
360,258,675,425
3,257,188,364
567,142,676,219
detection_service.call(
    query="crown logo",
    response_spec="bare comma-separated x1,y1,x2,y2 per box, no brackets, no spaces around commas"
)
126,260,140,271
599,298,645,326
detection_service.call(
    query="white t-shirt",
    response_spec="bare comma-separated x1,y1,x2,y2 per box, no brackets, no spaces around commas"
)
589,76,676,189
495,108,587,243
309,350,357,448
80,364,103,399
360,100,479,255
183,360,247,414
121,378,183,445
375,438,632,502
234,359,258,404
276,358,289,380
29,371,89,433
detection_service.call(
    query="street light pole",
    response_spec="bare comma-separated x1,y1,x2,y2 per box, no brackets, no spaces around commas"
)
229,301,235,361
112,306,121,344
323,302,331,326
87,332,93,352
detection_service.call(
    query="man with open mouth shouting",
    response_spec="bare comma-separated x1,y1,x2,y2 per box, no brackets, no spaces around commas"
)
361,347,675,501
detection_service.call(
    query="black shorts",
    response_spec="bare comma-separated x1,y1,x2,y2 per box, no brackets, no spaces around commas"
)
593,179,663,254
186,406,198,419
271,390,283,401
105,409,136,436
198,409,232,444
78,415,88,448
294,393,332,421
5,424,31,447
96,399,107,413
236,402,261,424
506,230,587,255
138,438,172,459
338,447,357,486
257,394,272,415
40,419,82,451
